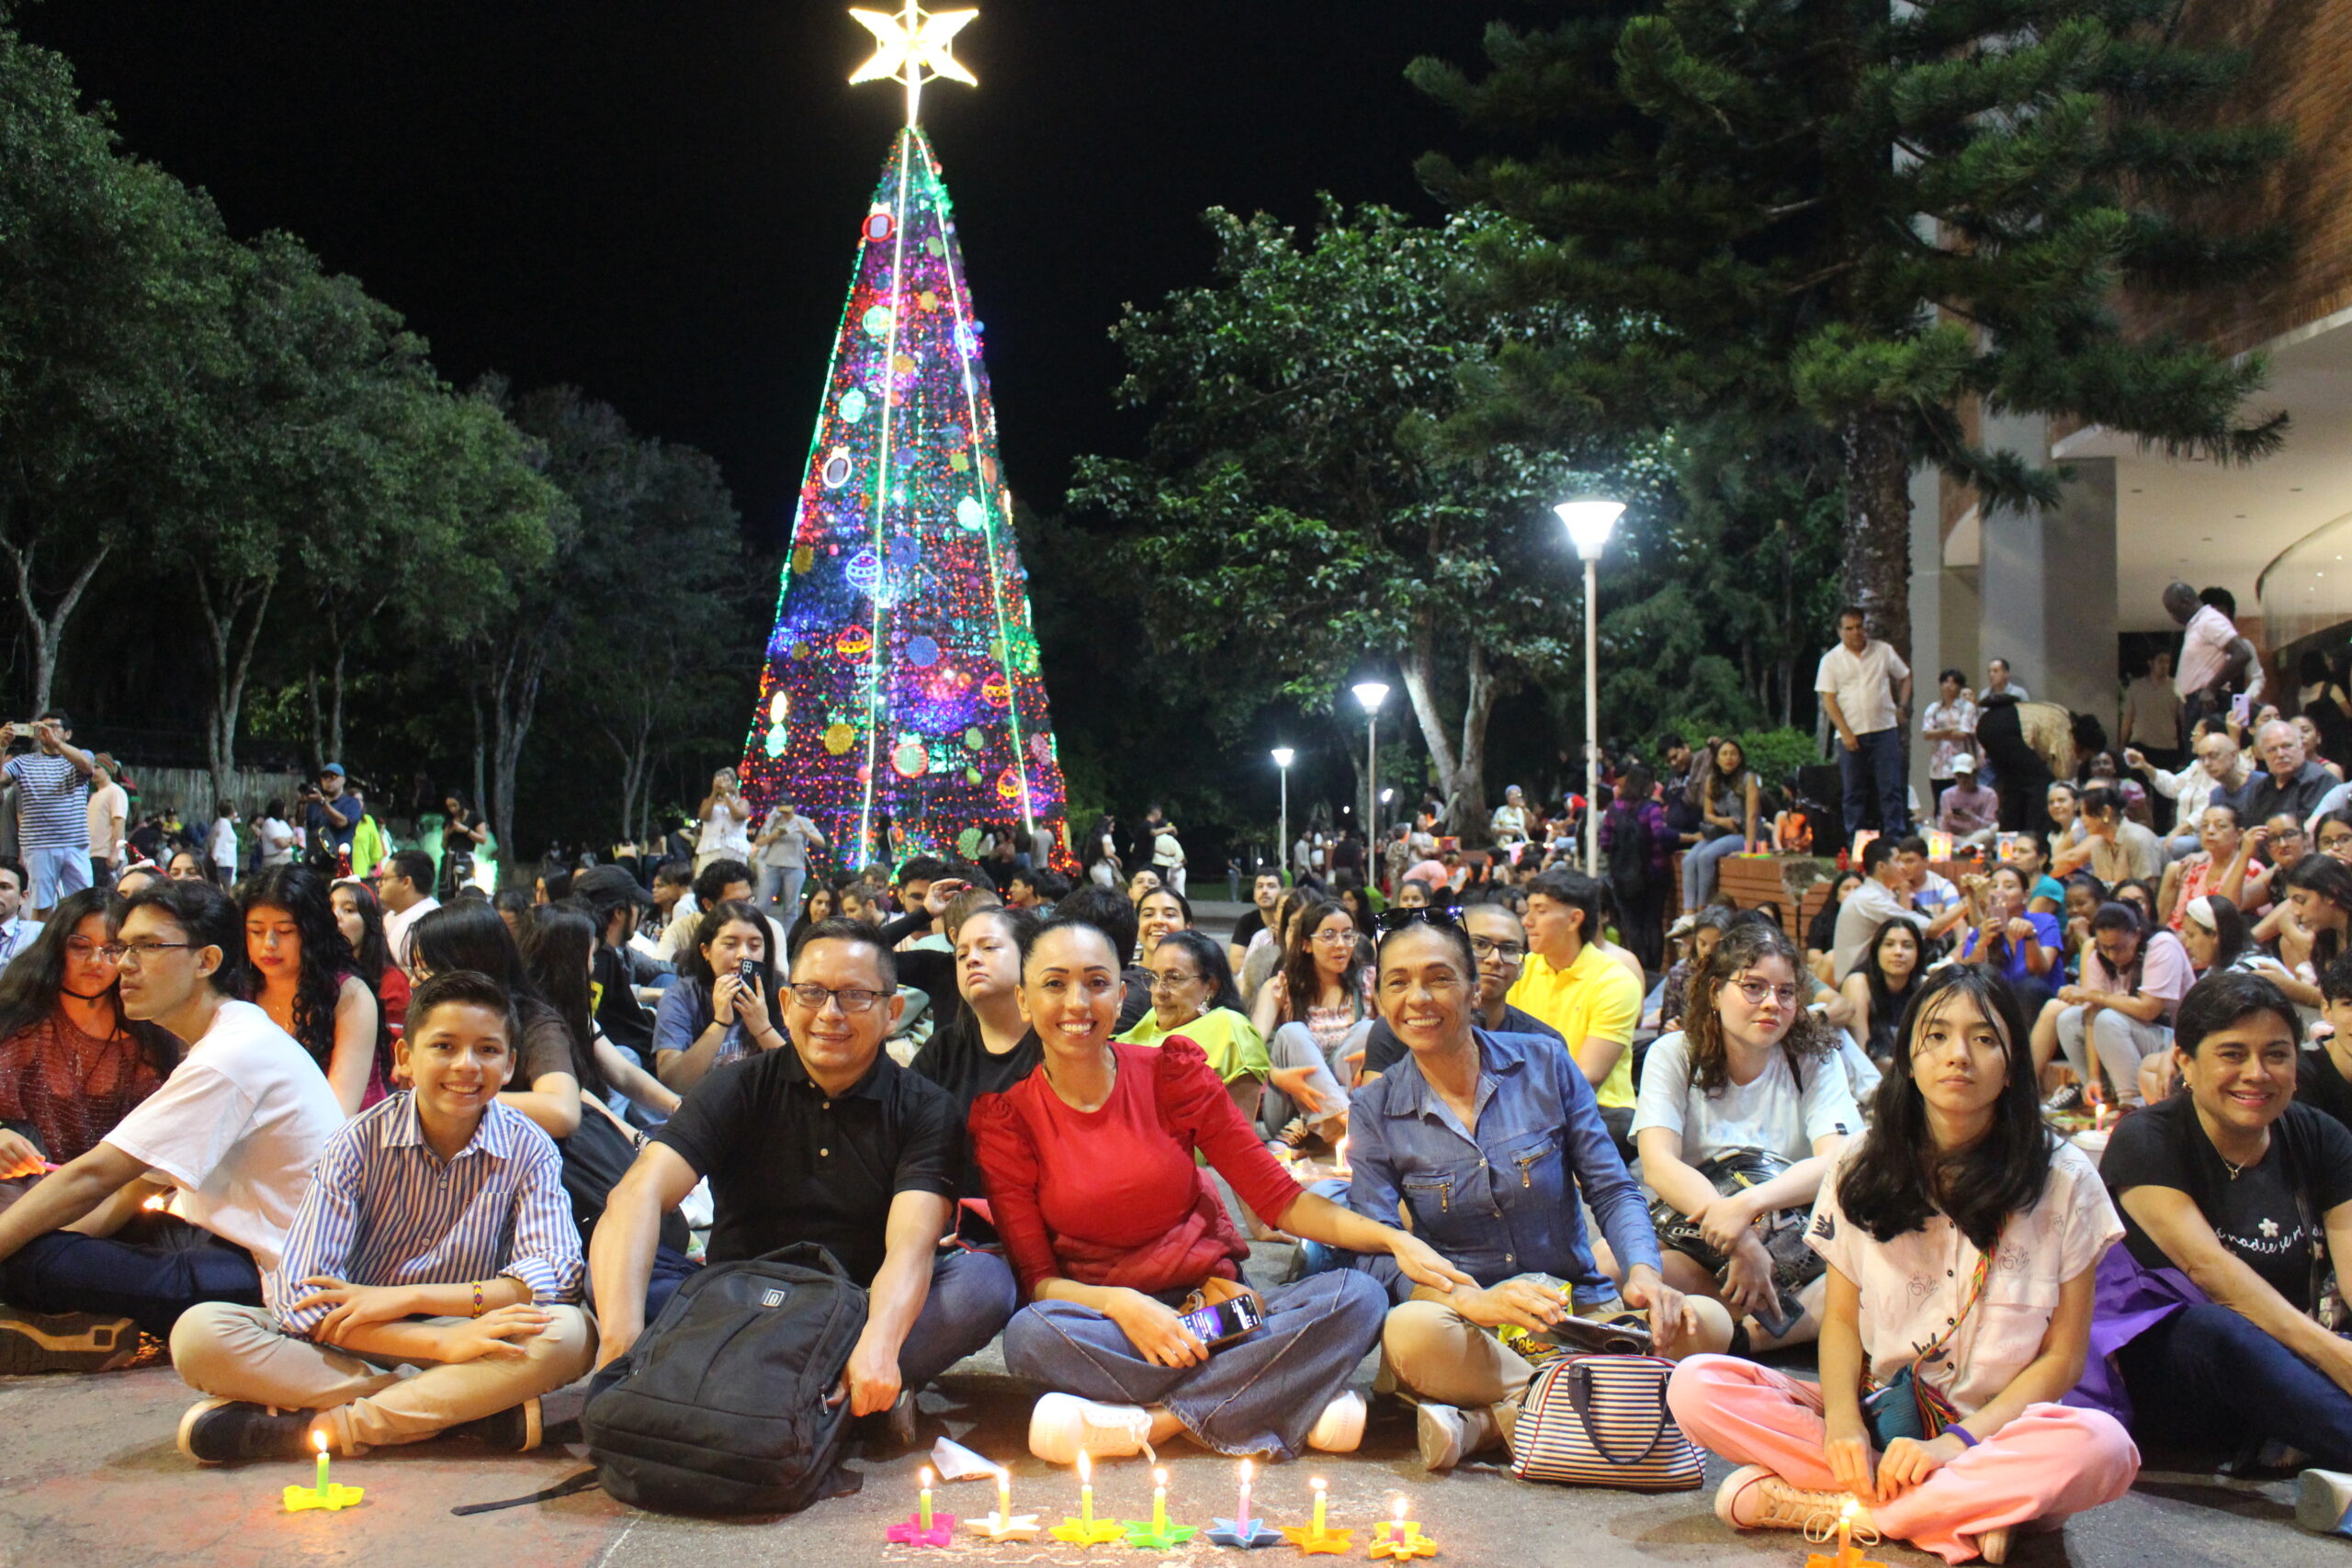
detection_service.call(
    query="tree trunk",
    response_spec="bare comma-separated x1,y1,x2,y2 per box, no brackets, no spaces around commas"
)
1396,620,1498,841
487,632,548,882
1456,637,1497,840
328,639,348,765
303,666,325,773
468,671,490,874
1840,408,1913,667
195,571,275,809
3,531,109,716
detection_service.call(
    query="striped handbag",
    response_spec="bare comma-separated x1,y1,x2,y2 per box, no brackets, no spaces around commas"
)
1510,1353,1703,1491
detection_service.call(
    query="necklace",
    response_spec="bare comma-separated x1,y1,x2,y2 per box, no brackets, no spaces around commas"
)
2220,1151,2256,1180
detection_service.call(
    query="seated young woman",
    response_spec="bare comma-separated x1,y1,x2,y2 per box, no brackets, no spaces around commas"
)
970,916,1467,1465
649,900,788,1092
1952,866,2059,1020
1840,917,1926,1067
2078,970,2352,1491
1347,916,1721,1473
0,888,180,1182
2026,900,2190,1109
1670,965,2138,1566
238,866,384,1115
330,879,409,1037
1115,929,1269,1119
1633,920,1860,1351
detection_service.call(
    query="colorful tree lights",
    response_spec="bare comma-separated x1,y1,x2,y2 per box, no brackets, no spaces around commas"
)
738,6,1069,870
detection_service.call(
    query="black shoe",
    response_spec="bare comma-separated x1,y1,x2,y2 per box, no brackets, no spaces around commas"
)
445,1397,542,1452
176,1398,315,1464
0,1306,139,1373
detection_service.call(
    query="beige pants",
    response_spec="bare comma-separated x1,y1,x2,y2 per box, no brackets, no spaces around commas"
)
171,1302,595,1454
1382,1293,1632,1411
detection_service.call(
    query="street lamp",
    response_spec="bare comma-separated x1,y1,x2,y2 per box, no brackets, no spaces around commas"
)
1555,498,1624,876
1272,747,1295,884
1351,682,1389,842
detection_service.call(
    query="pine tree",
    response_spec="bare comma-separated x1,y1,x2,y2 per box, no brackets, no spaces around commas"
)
737,123,1071,870
1410,0,2291,661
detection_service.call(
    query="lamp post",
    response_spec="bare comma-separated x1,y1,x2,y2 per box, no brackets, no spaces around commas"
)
1351,682,1389,845
1555,499,1624,876
1272,748,1295,885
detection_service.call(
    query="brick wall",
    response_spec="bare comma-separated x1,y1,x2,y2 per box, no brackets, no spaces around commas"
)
2120,0,2352,355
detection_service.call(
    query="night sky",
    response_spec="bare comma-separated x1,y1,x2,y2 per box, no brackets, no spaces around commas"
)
20,0,1479,543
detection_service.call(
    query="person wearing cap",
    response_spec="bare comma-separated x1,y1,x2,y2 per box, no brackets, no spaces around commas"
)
302,765,363,858
571,865,660,1065
1935,754,2000,847
752,797,826,919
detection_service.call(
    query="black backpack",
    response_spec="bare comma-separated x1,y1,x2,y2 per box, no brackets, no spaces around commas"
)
582,1243,868,1515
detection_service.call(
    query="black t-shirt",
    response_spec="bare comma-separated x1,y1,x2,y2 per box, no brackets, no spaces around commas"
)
1118,966,1153,1032
593,946,653,1053
653,1045,960,1286
2301,1049,2352,1135
910,1020,1044,1198
2103,1097,2352,1314
1361,1002,1566,1077
1230,909,1267,953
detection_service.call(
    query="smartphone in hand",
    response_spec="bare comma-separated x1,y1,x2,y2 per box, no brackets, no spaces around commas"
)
1178,1293,1265,1352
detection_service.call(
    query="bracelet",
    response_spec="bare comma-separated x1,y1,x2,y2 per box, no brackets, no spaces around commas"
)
1947,1424,1979,1448
469,1280,485,1318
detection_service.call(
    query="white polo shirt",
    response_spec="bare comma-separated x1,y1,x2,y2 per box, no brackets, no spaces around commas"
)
1815,639,1910,736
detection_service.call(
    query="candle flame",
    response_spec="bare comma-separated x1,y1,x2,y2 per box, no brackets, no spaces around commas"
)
141,1193,167,1212
1394,1496,1408,1521
1240,1458,1252,1481
920,1467,933,1487
1311,1476,1327,1492
1077,1451,1090,1483
312,1430,328,1455
1840,1499,1857,1520
1153,1467,1167,1485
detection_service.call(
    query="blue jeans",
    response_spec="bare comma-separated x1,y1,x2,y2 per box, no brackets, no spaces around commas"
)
754,863,806,920
2116,1302,2352,1470
1003,1269,1386,1459
641,1246,1015,1392
1838,727,1909,840
0,1212,262,1339
1680,832,1745,912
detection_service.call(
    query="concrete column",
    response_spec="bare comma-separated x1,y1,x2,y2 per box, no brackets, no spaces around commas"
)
1908,465,1983,813
1978,411,2119,734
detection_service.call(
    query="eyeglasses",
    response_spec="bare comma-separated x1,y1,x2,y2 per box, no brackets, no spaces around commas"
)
1310,929,1359,946
1374,905,1460,935
786,983,894,1014
1467,935,1527,962
1728,976,1801,1008
65,938,106,958
100,941,198,964
1147,969,1204,992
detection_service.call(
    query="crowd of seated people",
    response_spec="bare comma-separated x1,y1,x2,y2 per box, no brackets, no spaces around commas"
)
21,821,2352,1566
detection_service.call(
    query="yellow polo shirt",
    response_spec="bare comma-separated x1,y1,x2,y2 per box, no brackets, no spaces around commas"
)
1509,942,1641,1109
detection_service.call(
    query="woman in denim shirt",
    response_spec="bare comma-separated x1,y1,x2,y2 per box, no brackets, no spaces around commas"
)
1347,916,1727,1472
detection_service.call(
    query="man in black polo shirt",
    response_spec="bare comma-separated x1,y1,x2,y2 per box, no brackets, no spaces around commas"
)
1359,901,1565,1079
589,918,1016,1441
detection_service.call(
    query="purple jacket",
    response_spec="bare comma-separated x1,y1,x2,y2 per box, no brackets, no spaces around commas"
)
2066,1242,2207,1424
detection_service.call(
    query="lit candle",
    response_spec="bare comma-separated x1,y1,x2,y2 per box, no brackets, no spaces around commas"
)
1079,1450,1094,1529
1395,1496,1419,1543
996,1469,1012,1528
919,1466,934,1532
313,1429,330,1496
1311,1476,1328,1540
1838,1499,1856,1568
1152,1468,1168,1535
1237,1458,1253,1529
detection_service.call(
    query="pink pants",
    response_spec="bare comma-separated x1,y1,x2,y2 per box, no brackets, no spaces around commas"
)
1667,1355,2139,1564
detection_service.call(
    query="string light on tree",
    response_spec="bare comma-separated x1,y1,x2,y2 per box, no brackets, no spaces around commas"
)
738,1,1073,871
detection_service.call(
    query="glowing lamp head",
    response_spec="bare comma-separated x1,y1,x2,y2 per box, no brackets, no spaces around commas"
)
1272,747,1295,770
1351,681,1390,715
1554,498,1625,561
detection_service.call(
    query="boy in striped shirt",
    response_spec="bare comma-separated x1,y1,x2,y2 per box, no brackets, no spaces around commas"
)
170,970,593,1462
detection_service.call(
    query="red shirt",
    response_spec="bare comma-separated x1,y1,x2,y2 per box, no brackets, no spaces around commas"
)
970,1038,1305,1298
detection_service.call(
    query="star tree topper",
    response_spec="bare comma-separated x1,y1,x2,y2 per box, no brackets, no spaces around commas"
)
849,0,978,126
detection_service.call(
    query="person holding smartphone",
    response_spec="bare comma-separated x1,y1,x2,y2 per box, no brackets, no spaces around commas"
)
649,901,786,1093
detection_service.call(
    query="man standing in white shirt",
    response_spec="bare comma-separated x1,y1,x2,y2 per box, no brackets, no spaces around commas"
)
0,880,341,1370
85,759,127,888
377,850,440,976
1815,606,1915,843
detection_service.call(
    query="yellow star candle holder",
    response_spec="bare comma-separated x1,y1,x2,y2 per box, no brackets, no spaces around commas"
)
1370,1498,1439,1560
283,1435,363,1512
1050,1452,1127,1548
1280,1478,1352,1555
1803,1500,1890,1568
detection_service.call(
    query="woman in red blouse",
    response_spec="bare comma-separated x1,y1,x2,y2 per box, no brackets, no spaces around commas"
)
0,887,178,1183
972,916,1472,1464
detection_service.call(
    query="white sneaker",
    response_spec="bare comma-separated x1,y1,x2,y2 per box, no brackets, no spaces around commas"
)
1306,1390,1365,1453
1027,1392,1154,1465
1414,1402,1499,1472
2298,1468,2352,1536
1714,1464,1851,1533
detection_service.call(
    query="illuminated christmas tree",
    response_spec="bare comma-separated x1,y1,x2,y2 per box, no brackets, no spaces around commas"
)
739,2,1069,870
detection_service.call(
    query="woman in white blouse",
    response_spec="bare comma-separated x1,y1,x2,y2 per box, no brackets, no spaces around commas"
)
1668,965,2138,1566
